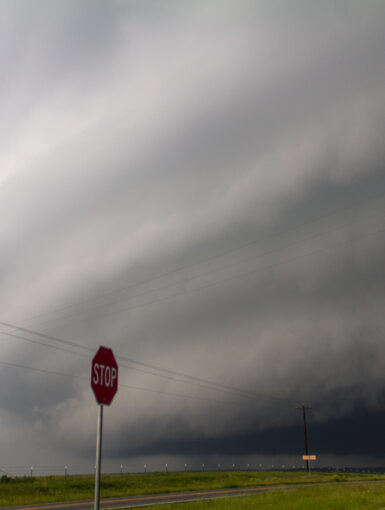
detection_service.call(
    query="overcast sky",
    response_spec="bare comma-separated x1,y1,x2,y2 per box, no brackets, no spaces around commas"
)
0,0,385,475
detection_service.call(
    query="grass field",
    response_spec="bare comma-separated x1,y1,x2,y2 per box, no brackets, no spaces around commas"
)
0,471,384,507
149,482,385,509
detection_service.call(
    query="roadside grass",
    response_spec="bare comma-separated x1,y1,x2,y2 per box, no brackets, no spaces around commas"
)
0,471,384,507
148,482,385,509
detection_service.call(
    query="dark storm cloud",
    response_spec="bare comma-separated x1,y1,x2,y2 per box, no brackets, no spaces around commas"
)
0,1,384,470
106,406,385,459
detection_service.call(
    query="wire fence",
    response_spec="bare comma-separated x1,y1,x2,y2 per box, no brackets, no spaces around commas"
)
1,463,385,478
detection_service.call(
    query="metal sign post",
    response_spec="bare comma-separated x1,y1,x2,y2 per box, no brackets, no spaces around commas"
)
91,346,118,510
94,405,103,510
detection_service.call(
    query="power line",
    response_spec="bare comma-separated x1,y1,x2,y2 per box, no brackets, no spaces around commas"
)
28,207,385,331
118,353,296,404
17,188,385,328
55,220,385,324
0,330,91,359
20,207,384,335
0,319,297,405
0,329,265,401
0,324,291,403
118,362,268,401
0,359,88,381
0,320,93,353
0,359,256,407
0,223,383,407
118,382,240,406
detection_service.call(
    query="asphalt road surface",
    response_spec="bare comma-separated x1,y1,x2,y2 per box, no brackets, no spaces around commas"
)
3,485,297,510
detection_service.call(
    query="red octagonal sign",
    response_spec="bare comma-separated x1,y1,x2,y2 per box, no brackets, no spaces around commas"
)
91,346,118,405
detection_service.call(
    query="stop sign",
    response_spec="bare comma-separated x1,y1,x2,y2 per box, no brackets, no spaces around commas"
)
91,346,118,405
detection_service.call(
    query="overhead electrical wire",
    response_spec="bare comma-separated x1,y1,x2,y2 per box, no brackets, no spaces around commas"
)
0,330,91,359
0,359,88,381
0,359,273,408
117,352,297,404
0,220,383,407
0,319,297,405
0,328,279,402
42,218,384,326
0,195,384,411
28,207,385,330
0,326,276,402
0,320,93,353
16,188,385,329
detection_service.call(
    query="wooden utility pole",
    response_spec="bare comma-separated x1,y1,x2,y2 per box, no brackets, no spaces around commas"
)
296,404,311,472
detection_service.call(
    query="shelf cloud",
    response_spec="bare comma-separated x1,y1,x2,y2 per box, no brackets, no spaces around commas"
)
0,0,384,472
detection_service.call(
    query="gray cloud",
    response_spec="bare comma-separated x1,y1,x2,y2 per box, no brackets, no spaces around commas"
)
0,0,384,472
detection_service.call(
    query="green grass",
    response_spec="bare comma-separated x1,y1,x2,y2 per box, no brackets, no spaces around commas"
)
0,471,384,507
148,482,385,509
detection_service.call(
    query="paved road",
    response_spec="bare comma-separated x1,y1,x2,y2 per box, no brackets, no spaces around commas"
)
2,485,288,510
4,481,384,510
